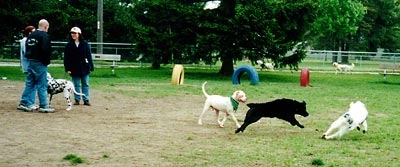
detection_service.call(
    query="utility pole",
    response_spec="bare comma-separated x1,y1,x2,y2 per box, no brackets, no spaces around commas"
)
97,0,103,54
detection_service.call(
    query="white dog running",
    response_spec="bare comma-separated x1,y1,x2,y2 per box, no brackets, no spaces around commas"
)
322,101,368,140
198,81,247,128
47,73,85,111
333,62,355,74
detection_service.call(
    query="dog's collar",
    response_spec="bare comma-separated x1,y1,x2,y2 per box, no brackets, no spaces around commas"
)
230,97,239,111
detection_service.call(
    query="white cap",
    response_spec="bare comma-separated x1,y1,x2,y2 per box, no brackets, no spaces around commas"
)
70,27,81,34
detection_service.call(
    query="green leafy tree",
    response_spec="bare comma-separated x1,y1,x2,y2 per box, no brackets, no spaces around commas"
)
198,0,317,74
0,0,134,59
234,0,317,70
353,0,400,52
0,0,70,43
116,0,200,69
310,0,366,51
120,0,317,72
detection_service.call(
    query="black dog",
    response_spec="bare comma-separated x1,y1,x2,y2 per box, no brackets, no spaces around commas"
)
235,98,309,133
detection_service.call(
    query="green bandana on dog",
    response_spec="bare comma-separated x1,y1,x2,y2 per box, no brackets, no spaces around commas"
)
230,97,239,111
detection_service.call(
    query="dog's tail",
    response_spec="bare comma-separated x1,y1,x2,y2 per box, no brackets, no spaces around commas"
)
202,81,209,98
71,84,86,97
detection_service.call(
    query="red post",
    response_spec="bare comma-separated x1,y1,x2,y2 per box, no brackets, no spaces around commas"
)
300,68,309,87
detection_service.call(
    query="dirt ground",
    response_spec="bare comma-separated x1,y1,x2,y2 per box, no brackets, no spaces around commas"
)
0,79,218,166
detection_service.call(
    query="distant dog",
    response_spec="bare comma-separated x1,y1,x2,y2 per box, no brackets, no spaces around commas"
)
198,81,247,128
333,62,355,74
235,98,309,133
321,101,368,140
256,60,274,71
47,73,85,111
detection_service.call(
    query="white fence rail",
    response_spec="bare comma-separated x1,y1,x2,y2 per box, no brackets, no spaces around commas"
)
307,50,399,63
305,50,399,70
2,42,399,70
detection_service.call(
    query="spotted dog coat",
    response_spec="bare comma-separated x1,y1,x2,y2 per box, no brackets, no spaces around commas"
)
47,73,85,111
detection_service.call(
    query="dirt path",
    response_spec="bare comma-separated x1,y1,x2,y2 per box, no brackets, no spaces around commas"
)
0,80,216,166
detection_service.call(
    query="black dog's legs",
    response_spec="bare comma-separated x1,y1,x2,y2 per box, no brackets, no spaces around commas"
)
235,123,248,133
235,115,262,133
287,117,304,128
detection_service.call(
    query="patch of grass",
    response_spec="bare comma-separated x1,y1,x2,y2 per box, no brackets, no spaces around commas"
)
311,158,324,166
103,153,110,158
70,156,85,164
63,153,77,160
63,153,85,165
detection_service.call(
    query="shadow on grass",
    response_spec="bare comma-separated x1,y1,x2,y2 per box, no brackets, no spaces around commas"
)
370,80,400,85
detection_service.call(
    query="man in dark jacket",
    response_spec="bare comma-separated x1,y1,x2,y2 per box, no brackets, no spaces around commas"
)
17,19,54,113
63,27,94,106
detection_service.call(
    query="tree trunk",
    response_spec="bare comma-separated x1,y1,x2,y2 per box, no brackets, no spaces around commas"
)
151,54,161,69
218,52,234,75
151,61,160,69
341,42,349,63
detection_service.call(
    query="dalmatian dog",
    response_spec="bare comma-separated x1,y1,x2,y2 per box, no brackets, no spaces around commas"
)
198,81,247,128
47,72,85,111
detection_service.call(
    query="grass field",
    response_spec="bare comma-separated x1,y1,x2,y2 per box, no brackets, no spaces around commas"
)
1,62,399,166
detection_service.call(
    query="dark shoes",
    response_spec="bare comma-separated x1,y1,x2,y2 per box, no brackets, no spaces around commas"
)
83,100,91,106
74,100,91,106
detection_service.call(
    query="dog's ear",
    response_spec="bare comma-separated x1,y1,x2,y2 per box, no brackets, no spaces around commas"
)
235,91,244,97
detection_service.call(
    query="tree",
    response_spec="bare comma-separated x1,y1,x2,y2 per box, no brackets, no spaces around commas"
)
209,0,237,75
116,0,200,69
195,0,318,74
353,0,400,52
0,0,133,44
121,0,317,72
234,0,317,70
0,0,70,44
310,0,366,51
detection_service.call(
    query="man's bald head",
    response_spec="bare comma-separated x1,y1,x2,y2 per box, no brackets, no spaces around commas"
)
38,19,49,32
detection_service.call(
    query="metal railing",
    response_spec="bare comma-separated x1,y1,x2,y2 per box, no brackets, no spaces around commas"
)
1,43,399,71
51,41,135,61
0,41,136,61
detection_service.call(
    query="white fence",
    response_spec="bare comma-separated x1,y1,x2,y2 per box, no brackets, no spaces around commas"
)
304,50,399,71
307,50,399,63
2,42,399,69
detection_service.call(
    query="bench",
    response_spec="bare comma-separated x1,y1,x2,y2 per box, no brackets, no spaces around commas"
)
379,63,400,80
92,54,121,74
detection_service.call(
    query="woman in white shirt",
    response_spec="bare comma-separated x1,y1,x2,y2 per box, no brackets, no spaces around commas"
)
20,25,35,73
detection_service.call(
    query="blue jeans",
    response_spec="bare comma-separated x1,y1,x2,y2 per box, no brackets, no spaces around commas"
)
22,60,37,106
21,55,30,73
19,61,49,108
72,74,90,101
